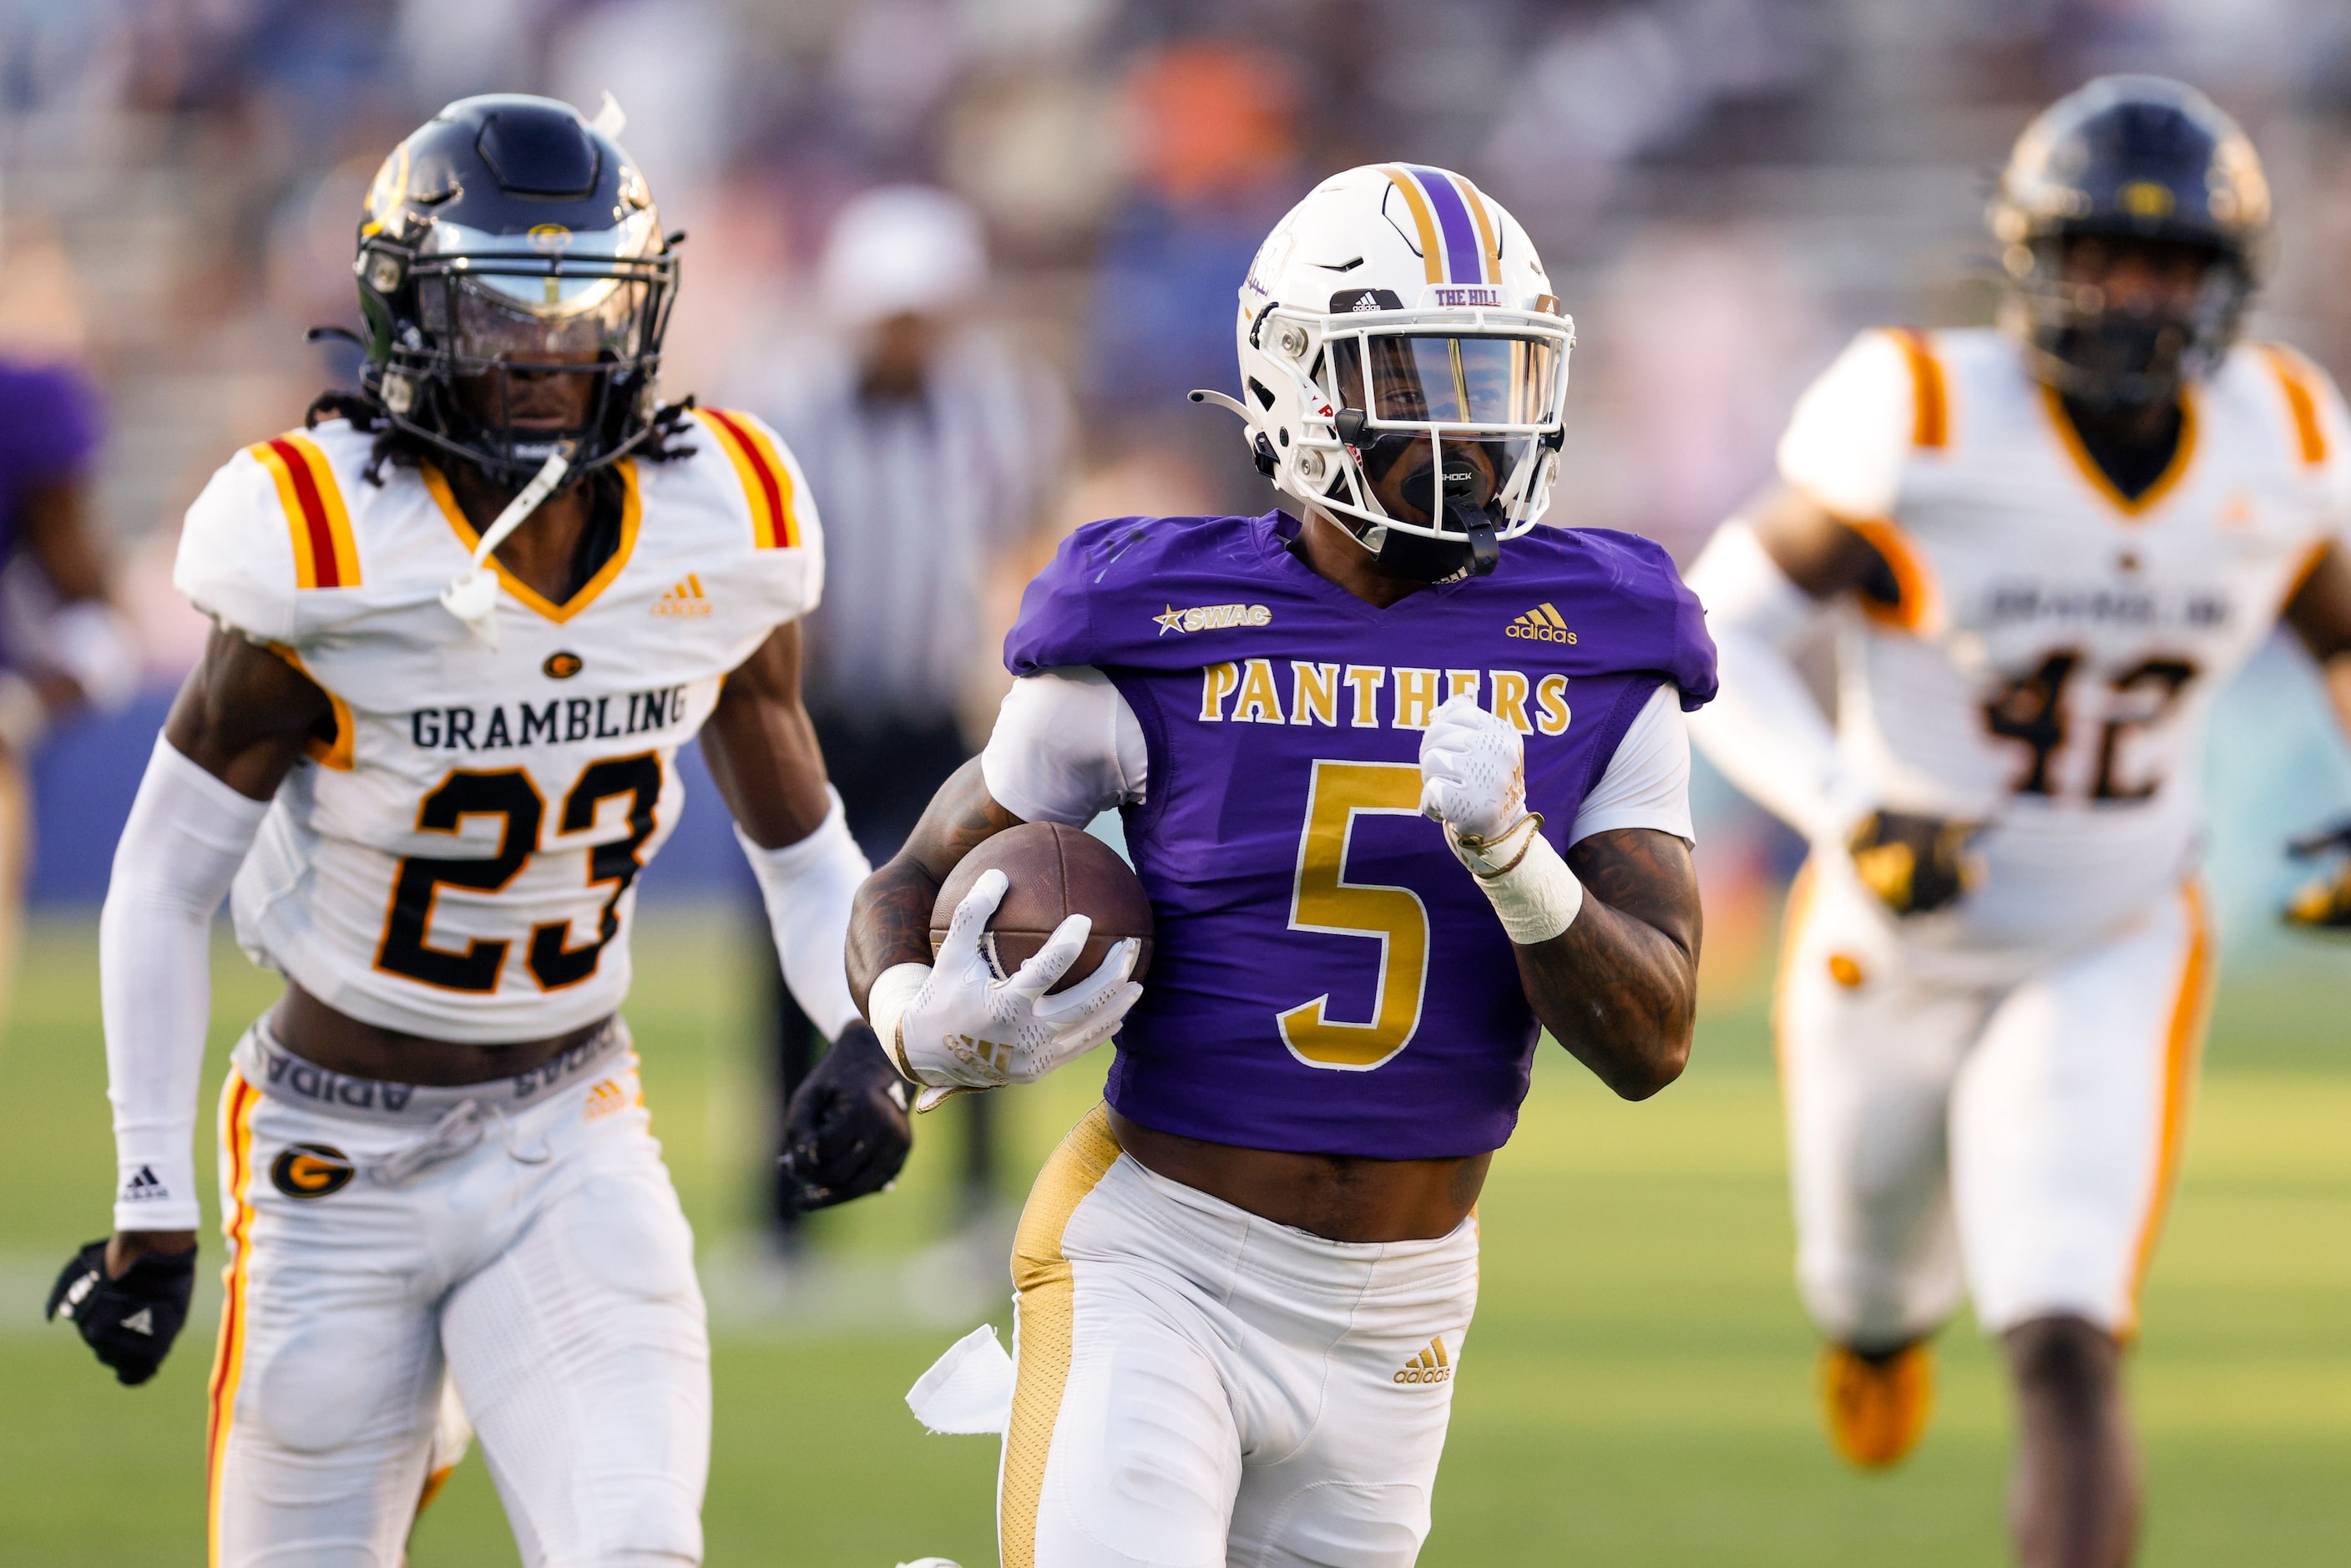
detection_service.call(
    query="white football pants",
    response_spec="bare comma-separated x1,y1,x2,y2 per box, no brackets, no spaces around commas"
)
207,1018,710,1567
1778,862,2215,1348
1001,1105,1479,1568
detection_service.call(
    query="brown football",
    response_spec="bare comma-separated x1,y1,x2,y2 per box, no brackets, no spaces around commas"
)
930,822,1155,994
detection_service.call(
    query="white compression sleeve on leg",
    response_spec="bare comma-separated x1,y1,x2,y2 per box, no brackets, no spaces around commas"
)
103,736,270,1232
1682,519,1869,845
736,787,871,1041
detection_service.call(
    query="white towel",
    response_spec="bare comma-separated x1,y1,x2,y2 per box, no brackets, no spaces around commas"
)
905,1323,1014,1436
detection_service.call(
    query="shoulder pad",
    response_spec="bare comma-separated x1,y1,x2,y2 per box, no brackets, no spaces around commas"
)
689,407,816,553
174,428,368,644
1506,526,1718,708
2251,342,2340,471
1004,514,1256,674
245,428,364,589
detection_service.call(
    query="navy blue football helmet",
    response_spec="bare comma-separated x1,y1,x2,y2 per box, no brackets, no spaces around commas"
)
1990,76,2270,407
351,95,678,481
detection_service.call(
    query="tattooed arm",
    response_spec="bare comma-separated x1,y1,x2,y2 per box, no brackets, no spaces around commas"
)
845,757,1025,1014
1519,827,1702,1100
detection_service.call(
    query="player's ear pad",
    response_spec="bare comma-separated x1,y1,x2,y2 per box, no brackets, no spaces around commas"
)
930,822,1155,993
47,1238,196,1387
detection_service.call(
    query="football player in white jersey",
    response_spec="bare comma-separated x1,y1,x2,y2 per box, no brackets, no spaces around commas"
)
1686,77,2351,1567
43,96,915,1565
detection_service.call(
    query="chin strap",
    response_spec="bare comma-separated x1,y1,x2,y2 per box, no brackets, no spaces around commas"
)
1448,495,1501,577
438,451,571,647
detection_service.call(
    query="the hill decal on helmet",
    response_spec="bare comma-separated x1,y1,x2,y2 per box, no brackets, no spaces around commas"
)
1194,164,1575,584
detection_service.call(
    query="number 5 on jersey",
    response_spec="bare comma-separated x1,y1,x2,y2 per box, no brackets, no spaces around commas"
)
1277,761,1431,1070
376,755,664,993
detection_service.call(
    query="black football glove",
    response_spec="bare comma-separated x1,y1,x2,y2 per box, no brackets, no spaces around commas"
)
2283,818,2351,932
780,1021,913,1211
1847,810,1982,918
47,1238,196,1386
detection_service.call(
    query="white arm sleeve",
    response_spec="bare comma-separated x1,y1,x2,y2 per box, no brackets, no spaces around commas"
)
979,666,1148,825
103,737,270,1232
736,786,871,1041
1569,683,1695,845
1777,328,1916,520
1683,519,1871,846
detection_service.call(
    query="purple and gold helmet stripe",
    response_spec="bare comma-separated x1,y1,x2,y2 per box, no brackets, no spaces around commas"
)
1403,164,1490,286
1459,175,1502,274
1381,166,1446,284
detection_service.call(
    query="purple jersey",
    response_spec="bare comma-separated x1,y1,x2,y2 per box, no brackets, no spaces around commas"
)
1005,510,1716,1159
0,360,98,558
0,360,99,671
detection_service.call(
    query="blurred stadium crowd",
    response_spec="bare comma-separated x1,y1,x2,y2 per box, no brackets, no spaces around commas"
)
3,0,2350,970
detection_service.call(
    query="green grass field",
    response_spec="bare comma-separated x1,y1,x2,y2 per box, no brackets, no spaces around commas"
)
1,911,2345,1565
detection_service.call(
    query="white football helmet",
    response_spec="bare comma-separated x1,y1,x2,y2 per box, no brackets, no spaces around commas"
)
1196,164,1574,580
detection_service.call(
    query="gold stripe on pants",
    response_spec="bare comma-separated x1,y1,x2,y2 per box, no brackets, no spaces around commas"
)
1000,1104,1122,1568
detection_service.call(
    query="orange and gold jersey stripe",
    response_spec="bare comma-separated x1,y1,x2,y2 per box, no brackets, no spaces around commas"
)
207,1072,262,1565
695,408,802,550
1889,329,1949,451
246,432,361,589
2259,343,2329,468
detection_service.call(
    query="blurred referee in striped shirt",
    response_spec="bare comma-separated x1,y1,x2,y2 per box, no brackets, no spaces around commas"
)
741,185,1069,1247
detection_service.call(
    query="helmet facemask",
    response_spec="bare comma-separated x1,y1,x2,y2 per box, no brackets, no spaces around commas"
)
1987,76,2269,412
2000,231,2247,410
361,205,678,483
1251,296,1570,583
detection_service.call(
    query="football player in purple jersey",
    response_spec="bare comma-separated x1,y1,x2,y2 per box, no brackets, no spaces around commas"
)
838,164,1716,1566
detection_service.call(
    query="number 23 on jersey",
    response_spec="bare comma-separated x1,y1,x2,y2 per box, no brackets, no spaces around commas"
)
375,754,665,994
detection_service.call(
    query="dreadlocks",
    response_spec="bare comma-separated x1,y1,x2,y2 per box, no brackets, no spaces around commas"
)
303,389,704,488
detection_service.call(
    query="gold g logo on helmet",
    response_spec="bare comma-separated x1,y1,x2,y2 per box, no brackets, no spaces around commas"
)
270,1143,356,1200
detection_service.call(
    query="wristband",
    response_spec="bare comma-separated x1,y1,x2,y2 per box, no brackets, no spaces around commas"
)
1452,819,1585,944
864,962,933,1081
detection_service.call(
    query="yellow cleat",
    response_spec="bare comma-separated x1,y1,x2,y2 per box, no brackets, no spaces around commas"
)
1819,1341,1934,1469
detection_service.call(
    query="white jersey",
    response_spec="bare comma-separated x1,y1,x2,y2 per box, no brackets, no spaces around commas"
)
1779,326,2351,957
174,410,821,1041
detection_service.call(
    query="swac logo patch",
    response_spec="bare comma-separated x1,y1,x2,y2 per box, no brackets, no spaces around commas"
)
270,1143,356,1200
1154,602,1272,635
1504,603,1575,643
544,650,584,680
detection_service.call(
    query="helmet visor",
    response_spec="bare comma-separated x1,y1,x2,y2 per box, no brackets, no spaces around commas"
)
444,276,652,362
1330,333,1562,428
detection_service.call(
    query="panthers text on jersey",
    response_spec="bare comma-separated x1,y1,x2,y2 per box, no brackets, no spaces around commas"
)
1778,326,2351,958
1004,510,1716,1159
173,409,821,1041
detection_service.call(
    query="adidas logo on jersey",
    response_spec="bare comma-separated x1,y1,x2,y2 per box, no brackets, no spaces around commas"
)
119,1165,169,1203
1505,603,1575,643
654,574,712,618
1394,1337,1453,1385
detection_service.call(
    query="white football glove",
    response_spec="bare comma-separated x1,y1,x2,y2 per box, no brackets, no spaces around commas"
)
1419,695,1534,862
882,869,1142,1106
1417,694,1585,943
